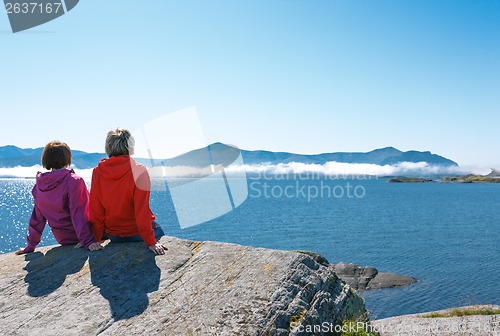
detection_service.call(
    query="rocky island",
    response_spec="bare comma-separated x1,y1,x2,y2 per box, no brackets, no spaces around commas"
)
441,169,500,183
387,177,434,183
387,169,500,184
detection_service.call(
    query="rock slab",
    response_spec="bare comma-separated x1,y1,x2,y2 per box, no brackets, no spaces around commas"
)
0,236,369,336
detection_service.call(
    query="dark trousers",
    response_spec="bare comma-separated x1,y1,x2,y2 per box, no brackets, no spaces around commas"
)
109,222,165,244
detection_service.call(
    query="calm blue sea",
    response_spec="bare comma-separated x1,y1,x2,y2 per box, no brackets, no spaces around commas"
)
1,176,499,319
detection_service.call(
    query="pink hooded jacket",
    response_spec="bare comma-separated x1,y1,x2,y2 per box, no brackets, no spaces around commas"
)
24,169,96,252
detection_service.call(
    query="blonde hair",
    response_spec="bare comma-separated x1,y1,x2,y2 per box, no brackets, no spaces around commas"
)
105,128,135,157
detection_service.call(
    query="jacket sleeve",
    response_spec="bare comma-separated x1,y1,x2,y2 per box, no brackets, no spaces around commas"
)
25,204,47,252
134,168,156,246
68,177,96,248
89,168,106,242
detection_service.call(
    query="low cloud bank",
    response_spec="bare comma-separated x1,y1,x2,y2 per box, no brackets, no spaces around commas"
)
226,161,477,177
0,166,94,179
0,162,492,179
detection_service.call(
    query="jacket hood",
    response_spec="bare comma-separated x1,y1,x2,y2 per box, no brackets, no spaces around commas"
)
97,155,133,180
36,169,72,192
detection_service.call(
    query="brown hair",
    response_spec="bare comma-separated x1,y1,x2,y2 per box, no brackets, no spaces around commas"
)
105,128,135,157
41,141,72,170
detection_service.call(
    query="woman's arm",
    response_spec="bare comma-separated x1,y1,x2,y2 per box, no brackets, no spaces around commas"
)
133,168,157,247
69,177,99,249
17,204,47,254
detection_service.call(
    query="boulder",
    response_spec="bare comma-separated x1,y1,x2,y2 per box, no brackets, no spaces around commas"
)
331,262,416,290
367,272,417,290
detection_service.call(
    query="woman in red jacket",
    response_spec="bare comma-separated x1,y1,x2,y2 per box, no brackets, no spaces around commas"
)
89,128,167,255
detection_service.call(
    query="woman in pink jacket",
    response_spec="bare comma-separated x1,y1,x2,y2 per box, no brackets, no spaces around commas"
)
16,141,102,254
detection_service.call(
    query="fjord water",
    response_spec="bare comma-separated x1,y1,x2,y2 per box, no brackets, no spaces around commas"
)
1,177,499,319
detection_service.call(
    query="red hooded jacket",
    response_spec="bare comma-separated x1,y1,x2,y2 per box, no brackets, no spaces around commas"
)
89,155,157,246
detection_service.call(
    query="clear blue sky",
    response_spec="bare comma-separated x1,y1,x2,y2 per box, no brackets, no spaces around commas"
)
0,0,499,166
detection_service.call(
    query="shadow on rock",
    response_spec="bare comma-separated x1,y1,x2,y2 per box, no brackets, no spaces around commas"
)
23,246,88,297
88,242,161,321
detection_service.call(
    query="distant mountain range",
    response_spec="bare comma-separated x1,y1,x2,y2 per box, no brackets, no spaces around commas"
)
238,145,458,166
0,143,458,169
0,145,104,169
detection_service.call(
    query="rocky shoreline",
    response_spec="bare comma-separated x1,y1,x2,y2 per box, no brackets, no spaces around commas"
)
2,238,496,335
372,305,500,336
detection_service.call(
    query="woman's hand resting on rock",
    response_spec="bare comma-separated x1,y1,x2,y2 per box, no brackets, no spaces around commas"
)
149,243,168,255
